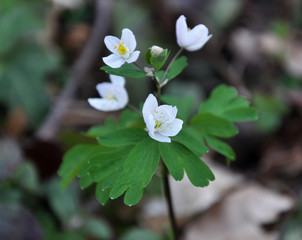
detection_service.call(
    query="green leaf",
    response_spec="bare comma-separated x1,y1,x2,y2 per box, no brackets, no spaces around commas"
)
161,94,194,122
191,113,238,138
154,56,188,82
0,3,43,54
159,142,215,187
82,217,112,239
199,85,258,122
118,109,144,129
110,138,160,206
86,117,116,138
97,128,148,147
58,145,102,189
44,178,79,222
101,64,146,78
78,146,133,189
174,126,209,157
145,48,151,64
96,183,110,205
204,135,235,161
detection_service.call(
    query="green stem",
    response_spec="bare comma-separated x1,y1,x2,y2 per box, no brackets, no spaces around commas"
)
160,48,183,84
132,62,145,72
127,103,142,117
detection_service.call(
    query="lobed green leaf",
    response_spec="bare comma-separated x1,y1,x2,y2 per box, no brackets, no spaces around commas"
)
159,142,215,187
101,64,146,78
97,128,148,147
191,113,238,138
86,117,116,138
110,138,160,206
174,126,208,157
161,94,194,122
58,145,102,189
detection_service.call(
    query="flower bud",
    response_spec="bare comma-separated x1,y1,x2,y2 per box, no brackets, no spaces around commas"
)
145,46,170,71
150,45,164,56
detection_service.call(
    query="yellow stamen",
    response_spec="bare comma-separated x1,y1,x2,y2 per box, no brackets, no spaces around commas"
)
115,41,127,55
188,27,191,31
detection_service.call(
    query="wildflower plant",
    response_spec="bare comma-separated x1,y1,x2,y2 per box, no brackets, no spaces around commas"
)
58,15,258,238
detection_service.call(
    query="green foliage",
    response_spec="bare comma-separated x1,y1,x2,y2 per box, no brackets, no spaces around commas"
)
121,228,163,240
59,85,257,206
101,64,146,78
253,93,288,133
190,85,258,162
155,56,188,82
159,142,214,186
0,2,59,127
161,95,194,122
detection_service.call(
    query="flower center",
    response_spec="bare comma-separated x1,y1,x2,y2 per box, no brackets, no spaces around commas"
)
188,27,191,31
105,93,118,101
154,119,163,129
115,41,128,55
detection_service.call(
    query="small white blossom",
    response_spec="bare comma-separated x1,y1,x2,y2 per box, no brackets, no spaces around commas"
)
150,45,164,56
142,94,183,143
176,15,212,51
103,28,140,68
88,75,128,111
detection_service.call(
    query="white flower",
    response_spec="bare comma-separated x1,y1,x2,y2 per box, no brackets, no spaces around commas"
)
102,28,140,68
88,75,128,111
142,94,183,143
176,15,212,51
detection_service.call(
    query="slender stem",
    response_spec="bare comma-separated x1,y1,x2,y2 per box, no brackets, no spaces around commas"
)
132,62,145,72
163,164,179,240
160,48,183,84
127,103,142,117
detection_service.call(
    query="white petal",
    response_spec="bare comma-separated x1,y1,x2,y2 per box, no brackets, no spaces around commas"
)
109,75,126,87
159,118,183,137
142,94,158,121
104,36,120,53
125,50,140,63
114,86,129,108
95,83,128,108
88,98,122,111
103,54,125,68
95,82,111,98
183,24,208,46
149,132,171,143
121,28,136,52
154,105,177,124
176,15,188,47
185,34,212,51
145,113,155,135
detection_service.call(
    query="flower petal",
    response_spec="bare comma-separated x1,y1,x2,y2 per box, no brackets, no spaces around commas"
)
145,113,155,135
103,54,125,68
95,82,112,98
149,132,171,143
125,50,140,63
104,36,120,53
109,75,126,87
115,87,129,108
185,34,212,51
143,94,158,118
159,118,183,137
176,15,188,48
88,98,122,111
121,28,136,52
154,105,177,124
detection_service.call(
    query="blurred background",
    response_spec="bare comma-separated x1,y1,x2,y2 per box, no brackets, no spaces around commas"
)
0,0,302,239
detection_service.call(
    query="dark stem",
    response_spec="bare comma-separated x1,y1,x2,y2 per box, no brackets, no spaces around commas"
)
163,164,179,240
132,62,145,72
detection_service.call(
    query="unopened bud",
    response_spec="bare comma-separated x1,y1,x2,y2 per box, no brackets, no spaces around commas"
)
150,45,164,56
